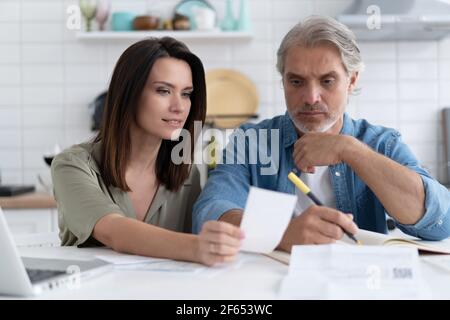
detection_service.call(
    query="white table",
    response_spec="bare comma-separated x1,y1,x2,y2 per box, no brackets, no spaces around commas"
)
10,246,287,300
3,245,450,300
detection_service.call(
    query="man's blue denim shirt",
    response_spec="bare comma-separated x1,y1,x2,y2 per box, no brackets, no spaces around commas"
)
193,112,450,240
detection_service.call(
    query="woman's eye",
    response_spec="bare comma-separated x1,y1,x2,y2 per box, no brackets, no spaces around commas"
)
182,91,192,98
157,88,170,95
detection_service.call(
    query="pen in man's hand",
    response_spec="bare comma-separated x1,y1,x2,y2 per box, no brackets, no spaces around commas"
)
288,171,361,245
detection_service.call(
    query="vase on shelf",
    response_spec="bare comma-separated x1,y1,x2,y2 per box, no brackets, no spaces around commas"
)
79,0,97,32
95,0,110,31
220,0,235,31
236,0,251,32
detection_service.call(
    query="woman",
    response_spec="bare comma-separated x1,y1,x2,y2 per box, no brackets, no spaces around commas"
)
51,37,243,266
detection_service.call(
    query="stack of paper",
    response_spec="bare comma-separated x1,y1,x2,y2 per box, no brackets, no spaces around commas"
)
279,244,431,299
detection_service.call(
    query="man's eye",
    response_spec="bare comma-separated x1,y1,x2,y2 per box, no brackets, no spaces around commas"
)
322,78,335,86
290,79,303,86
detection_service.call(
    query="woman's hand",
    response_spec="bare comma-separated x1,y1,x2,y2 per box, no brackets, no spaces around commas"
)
195,220,245,267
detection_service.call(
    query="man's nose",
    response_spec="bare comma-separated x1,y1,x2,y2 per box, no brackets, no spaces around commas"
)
303,84,321,106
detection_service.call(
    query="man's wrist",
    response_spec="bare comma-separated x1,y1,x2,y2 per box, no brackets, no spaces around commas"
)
340,135,365,165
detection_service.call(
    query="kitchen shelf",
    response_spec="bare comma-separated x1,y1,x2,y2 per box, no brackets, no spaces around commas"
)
76,30,253,41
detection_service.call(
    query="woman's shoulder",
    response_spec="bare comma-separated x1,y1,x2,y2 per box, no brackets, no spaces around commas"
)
52,142,99,172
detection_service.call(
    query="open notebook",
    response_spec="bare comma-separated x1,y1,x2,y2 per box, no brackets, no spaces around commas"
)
265,229,450,265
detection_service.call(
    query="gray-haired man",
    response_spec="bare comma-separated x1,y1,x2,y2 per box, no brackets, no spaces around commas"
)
193,15,450,253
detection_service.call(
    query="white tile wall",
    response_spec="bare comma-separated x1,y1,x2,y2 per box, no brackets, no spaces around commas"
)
0,0,448,186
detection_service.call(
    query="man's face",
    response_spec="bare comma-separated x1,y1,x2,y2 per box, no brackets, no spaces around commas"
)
283,43,358,134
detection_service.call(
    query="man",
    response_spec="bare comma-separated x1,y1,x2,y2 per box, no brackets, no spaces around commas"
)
193,15,450,252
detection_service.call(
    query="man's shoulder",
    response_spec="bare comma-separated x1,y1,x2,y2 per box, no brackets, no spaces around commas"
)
238,114,286,131
349,116,401,145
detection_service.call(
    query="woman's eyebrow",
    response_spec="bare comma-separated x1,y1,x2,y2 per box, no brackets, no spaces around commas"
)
153,81,193,90
152,81,175,88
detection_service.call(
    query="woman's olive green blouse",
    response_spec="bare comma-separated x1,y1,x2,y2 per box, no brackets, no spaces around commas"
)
51,142,201,247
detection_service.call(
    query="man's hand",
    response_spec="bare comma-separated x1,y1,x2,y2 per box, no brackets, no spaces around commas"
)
293,133,354,173
278,205,358,252
195,220,244,267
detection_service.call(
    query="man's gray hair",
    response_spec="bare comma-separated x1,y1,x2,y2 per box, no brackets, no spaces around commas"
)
276,15,364,76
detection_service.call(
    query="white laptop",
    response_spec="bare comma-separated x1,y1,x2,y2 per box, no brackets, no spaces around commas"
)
0,208,112,297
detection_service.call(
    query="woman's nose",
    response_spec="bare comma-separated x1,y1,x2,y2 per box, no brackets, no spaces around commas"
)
169,95,184,113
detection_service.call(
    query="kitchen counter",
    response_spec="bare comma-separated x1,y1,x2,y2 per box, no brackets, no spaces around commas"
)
0,192,56,209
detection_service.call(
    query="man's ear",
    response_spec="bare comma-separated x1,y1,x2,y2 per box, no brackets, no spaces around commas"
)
348,71,359,93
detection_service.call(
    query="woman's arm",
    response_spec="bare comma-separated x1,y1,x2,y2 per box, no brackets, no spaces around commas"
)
93,213,243,266
52,150,243,266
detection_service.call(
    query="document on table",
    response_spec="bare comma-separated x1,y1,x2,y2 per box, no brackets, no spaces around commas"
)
116,253,251,278
279,244,430,299
422,256,450,273
240,187,297,254
87,247,168,265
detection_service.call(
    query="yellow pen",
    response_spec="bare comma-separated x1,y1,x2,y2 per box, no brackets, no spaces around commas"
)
288,172,361,245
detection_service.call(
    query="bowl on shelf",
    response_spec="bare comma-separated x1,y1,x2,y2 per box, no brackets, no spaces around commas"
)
173,13,191,30
111,12,136,31
133,15,160,30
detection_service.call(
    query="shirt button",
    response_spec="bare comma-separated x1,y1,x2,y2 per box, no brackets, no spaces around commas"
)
438,219,443,225
335,171,341,177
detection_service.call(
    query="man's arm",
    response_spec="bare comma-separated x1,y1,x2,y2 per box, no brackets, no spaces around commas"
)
294,131,450,240
343,136,425,225
192,129,252,234
219,207,358,253
219,209,243,226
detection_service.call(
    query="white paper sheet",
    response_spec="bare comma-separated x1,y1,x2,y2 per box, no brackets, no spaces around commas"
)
115,253,251,278
90,247,168,265
422,256,450,273
240,187,297,254
279,244,430,299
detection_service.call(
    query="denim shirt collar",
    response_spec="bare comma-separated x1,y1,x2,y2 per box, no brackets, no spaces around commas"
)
282,112,299,148
340,112,355,136
282,111,353,148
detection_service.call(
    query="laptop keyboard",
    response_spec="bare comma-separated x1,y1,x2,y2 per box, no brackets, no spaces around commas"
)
26,268,67,284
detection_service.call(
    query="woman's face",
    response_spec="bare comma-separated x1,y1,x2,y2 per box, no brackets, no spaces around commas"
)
135,57,193,140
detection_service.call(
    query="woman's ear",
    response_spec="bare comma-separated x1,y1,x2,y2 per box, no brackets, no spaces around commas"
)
348,71,359,94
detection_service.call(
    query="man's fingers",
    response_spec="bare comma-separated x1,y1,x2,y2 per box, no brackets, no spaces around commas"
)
313,233,336,245
316,219,344,240
320,209,358,235
293,153,311,172
306,166,316,173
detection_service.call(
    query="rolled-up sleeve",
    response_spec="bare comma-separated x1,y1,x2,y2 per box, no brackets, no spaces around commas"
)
383,131,450,240
51,152,124,246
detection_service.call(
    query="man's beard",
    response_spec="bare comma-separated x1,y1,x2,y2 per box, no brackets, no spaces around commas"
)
289,103,339,134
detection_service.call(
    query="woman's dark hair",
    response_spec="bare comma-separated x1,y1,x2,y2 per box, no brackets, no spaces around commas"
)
94,37,206,192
